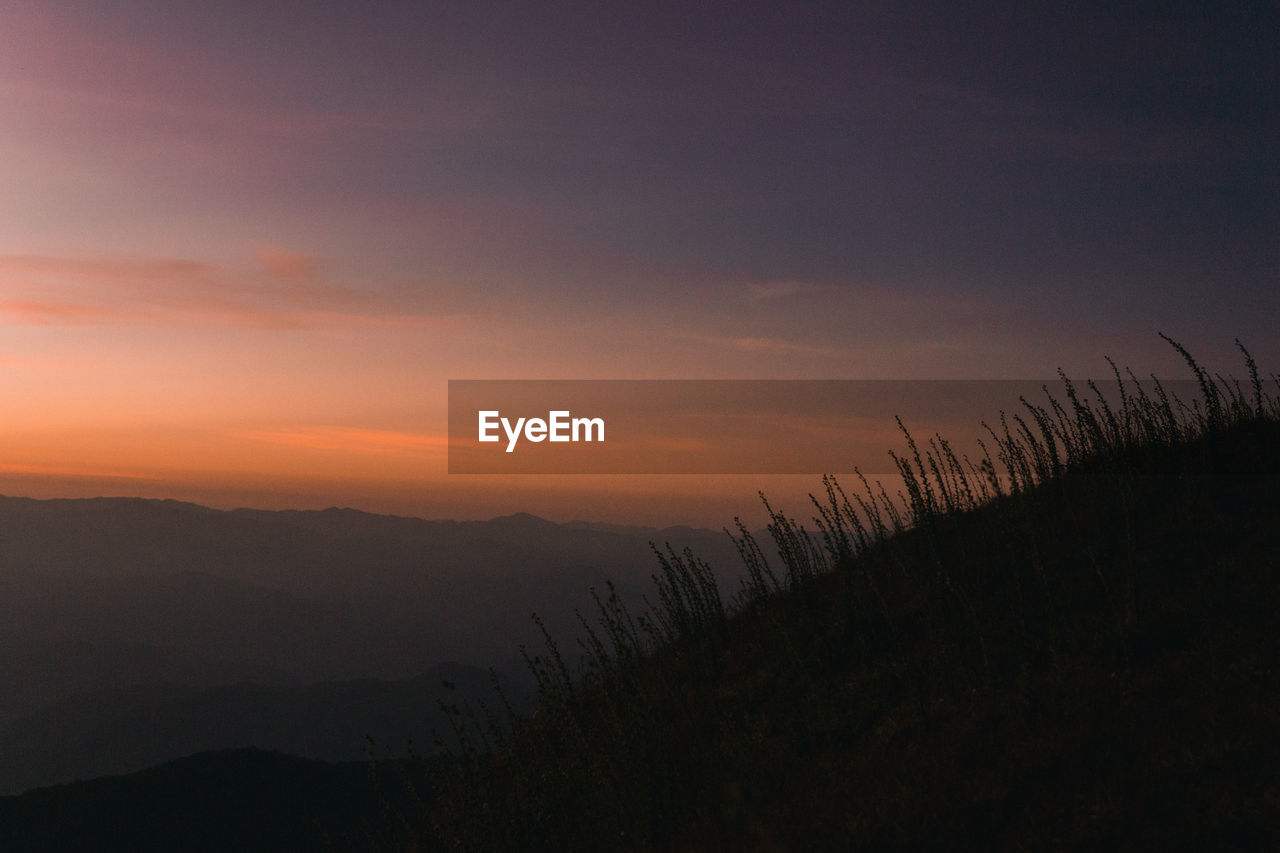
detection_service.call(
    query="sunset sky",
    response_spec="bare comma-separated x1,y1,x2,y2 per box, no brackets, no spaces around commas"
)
2,1,1276,526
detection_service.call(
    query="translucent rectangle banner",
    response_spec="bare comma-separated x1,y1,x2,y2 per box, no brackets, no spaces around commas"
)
447,379,1199,474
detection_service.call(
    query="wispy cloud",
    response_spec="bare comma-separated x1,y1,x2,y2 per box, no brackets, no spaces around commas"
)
0,253,455,329
235,426,449,456
0,300,127,325
0,461,166,481
1,0,490,143
729,336,850,359
0,254,215,283
257,246,317,283
744,280,813,303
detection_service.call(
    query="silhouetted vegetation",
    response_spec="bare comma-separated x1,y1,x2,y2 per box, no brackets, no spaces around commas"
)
3,338,1275,850
413,337,1280,850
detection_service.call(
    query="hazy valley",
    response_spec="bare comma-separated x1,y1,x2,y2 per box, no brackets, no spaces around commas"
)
0,497,741,794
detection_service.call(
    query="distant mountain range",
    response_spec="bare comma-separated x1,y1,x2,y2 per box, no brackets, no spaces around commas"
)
0,661,510,797
0,495,745,793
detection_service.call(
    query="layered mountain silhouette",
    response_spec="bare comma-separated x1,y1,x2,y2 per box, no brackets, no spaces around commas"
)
0,496,742,793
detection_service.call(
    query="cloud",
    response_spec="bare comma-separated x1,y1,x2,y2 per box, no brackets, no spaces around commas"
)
0,300,127,325
745,280,812,303
730,336,849,359
1,1,491,145
236,426,448,456
0,461,165,481
0,254,214,284
257,246,317,283
0,253,453,329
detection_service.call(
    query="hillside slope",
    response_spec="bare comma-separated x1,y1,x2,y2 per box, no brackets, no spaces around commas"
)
422,363,1280,850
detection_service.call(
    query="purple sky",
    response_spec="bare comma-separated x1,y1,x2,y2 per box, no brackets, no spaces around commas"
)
1,0,1276,524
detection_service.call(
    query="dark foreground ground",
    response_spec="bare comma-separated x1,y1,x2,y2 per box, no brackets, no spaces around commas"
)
0,748,434,852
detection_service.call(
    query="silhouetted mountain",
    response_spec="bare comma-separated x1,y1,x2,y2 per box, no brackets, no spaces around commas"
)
0,633,291,722
0,661,524,796
0,747,432,852
0,498,741,792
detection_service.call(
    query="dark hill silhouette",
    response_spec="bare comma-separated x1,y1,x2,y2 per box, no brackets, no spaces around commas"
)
411,347,1280,849
0,747,429,852
0,661,520,797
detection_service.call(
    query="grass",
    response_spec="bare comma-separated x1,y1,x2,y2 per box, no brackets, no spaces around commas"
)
398,336,1280,851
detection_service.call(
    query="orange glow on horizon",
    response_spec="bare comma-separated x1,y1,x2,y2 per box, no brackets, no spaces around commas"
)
0,461,168,481
236,426,449,455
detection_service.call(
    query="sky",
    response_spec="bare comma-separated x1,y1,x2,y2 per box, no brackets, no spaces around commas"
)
1,0,1276,526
